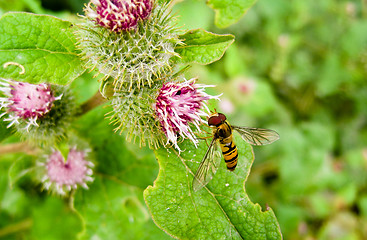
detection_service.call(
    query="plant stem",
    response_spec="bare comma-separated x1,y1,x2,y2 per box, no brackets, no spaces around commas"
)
0,219,32,238
363,0,367,17
78,90,108,116
0,142,39,156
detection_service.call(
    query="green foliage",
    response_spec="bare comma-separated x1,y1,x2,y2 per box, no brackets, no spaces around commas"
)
175,29,235,65
144,133,282,239
0,12,84,84
207,0,257,28
0,154,82,240
192,0,367,238
74,177,172,240
4,0,367,239
0,119,13,142
30,198,82,240
74,107,160,190
72,107,172,240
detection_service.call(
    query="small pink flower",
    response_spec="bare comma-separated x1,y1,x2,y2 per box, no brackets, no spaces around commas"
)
40,148,94,195
0,79,61,130
218,98,234,114
155,79,220,151
86,0,154,32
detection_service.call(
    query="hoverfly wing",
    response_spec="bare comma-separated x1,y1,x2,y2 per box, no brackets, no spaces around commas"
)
192,137,222,192
232,126,280,146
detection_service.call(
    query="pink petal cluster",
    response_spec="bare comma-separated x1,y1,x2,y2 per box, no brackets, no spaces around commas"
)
0,79,61,130
155,79,219,151
86,0,154,32
41,148,94,195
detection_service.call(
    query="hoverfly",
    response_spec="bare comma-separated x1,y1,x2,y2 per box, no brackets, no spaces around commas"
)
192,112,280,191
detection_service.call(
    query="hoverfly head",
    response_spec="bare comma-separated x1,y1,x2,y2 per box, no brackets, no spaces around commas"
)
208,112,227,127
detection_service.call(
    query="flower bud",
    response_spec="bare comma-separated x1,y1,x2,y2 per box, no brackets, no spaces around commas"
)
76,2,182,90
0,79,78,146
0,78,61,130
40,147,94,195
85,0,154,32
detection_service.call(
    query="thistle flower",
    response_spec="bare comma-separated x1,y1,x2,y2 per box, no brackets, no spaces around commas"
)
0,79,78,145
76,2,182,89
154,79,220,151
0,79,61,130
40,147,94,195
108,78,219,150
85,0,154,32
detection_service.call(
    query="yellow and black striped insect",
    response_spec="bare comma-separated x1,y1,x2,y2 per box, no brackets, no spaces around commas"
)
192,112,280,191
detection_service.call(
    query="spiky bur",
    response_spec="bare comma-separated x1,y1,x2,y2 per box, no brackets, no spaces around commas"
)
76,2,182,90
39,147,94,196
108,80,165,148
85,0,154,32
108,78,219,151
0,79,78,146
154,79,220,151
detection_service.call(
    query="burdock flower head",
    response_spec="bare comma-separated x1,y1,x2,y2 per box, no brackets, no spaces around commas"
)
76,0,181,90
85,0,154,32
108,77,219,151
154,79,220,151
0,78,77,146
40,147,94,195
0,78,61,130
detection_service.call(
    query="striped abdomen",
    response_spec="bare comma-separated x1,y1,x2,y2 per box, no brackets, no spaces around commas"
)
219,136,238,171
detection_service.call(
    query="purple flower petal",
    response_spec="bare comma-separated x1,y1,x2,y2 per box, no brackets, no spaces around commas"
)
155,79,220,151
86,0,154,32
42,148,94,195
0,79,61,130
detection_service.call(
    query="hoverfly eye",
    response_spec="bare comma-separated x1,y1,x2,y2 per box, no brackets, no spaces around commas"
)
218,113,226,122
208,116,222,126
175,90,182,95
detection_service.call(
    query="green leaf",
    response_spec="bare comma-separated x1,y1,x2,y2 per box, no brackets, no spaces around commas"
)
144,133,282,239
74,176,173,240
8,155,33,189
0,118,14,143
207,0,257,28
175,29,234,65
72,107,173,239
73,107,159,189
0,12,85,85
31,198,82,240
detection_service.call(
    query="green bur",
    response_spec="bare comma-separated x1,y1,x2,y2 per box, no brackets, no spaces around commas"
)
75,4,181,90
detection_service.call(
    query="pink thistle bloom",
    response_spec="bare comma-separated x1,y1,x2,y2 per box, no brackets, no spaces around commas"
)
155,79,220,151
0,79,62,130
40,147,94,195
86,0,154,32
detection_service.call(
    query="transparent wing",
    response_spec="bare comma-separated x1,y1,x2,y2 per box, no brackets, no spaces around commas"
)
192,137,222,192
232,126,280,146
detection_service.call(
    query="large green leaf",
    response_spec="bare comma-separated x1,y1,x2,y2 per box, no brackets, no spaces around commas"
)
207,0,257,28
73,107,159,189
72,107,172,239
175,29,234,65
30,198,82,240
144,133,282,239
73,176,173,240
0,12,84,85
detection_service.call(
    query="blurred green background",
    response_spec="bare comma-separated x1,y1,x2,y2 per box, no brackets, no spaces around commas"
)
1,0,367,239
178,0,367,239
